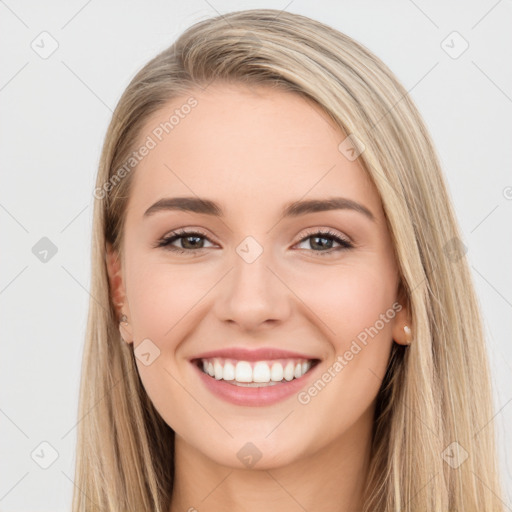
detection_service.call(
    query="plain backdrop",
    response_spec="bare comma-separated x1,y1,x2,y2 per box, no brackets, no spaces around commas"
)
1,1,511,510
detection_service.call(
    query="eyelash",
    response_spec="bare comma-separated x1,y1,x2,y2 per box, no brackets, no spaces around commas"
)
154,228,354,256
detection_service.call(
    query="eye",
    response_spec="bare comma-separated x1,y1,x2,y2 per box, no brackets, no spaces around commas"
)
154,228,354,256
294,229,353,256
154,229,216,254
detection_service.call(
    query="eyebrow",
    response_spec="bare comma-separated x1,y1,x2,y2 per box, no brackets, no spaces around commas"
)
143,196,375,222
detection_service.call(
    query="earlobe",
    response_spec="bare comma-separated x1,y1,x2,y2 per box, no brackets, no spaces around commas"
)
397,325,413,346
392,319,413,346
119,313,134,345
392,284,413,346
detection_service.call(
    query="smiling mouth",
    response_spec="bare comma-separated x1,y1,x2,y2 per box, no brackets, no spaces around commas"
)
193,357,321,387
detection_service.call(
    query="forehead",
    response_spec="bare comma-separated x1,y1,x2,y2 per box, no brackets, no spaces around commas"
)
126,83,380,222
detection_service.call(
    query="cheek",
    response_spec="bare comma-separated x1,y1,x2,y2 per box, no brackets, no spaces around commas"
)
124,258,206,425
126,258,209,342
289,261,397,349
289,265,397,442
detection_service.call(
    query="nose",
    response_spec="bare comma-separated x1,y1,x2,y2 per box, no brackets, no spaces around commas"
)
213,243,293,332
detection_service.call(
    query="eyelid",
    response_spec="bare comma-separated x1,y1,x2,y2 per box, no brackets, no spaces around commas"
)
167,227,212,240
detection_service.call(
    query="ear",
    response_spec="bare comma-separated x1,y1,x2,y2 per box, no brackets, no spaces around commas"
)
391,281,412,346
106,241,133,344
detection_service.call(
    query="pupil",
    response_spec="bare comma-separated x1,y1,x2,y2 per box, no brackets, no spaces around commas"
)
311,236,332,250
183,236,203,249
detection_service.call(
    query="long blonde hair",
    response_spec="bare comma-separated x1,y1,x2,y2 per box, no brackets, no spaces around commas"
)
73,9,504,511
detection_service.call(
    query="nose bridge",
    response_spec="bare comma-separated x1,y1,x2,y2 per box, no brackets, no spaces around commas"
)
216,234,291,328
236,240,268,284
231,234,276,298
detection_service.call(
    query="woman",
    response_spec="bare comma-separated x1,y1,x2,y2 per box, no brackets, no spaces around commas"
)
74,9,505,511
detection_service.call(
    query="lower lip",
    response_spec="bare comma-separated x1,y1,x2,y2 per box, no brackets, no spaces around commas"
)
191,361,320,406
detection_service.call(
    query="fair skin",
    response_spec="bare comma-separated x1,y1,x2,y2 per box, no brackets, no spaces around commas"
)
107,83,411,512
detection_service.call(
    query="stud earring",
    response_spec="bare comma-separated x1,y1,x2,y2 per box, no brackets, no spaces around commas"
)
403,325,412,345
119,314,129,343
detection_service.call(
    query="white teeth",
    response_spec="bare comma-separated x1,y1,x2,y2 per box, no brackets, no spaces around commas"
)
199,357,316,384
214,360,223,380
235,361,253,382
223,361,235,381
270,362,284,382
283,362,295,381
253,362,271,383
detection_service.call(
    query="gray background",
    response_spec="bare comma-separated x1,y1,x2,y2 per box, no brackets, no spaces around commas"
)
1,0,511,510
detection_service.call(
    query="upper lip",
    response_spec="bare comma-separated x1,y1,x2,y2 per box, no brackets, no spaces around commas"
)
191,347,320,362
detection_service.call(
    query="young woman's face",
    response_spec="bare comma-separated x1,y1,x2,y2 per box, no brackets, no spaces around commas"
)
109,83,410,469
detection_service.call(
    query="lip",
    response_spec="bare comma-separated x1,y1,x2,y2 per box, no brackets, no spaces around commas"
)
190,354,321,407
190,347,319,362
